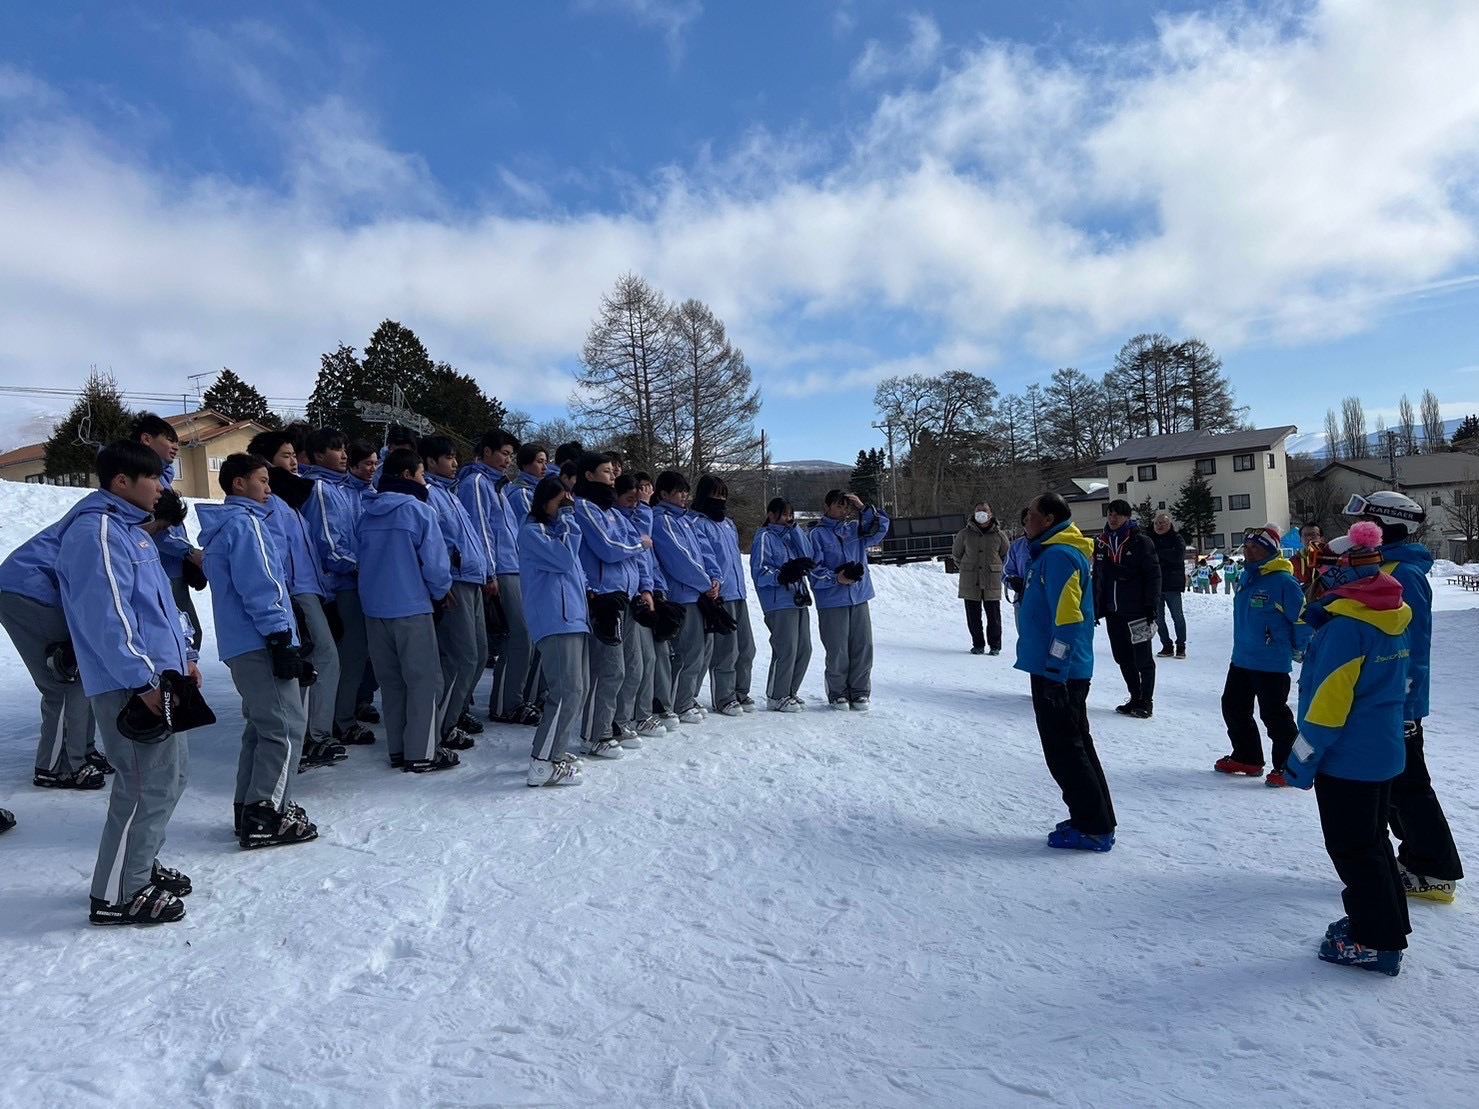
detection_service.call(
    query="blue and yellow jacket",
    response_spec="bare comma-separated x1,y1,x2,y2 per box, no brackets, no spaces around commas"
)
1380,542,1432,721
1014,521,1096,682
1231,555,1309,673
197,497,297,664
1291,574,1411,783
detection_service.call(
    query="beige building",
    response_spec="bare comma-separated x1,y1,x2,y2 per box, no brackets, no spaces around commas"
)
1097,426,1298,551
0,409,271,500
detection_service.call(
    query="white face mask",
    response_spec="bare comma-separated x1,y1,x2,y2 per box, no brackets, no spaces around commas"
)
973,511,990,525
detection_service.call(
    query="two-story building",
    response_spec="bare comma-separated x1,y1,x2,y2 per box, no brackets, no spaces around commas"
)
0,409,271,499
1097,426,1298,551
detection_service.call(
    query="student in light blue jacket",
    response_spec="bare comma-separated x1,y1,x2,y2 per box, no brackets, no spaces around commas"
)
750,498,816,712
356,449,457,774
691,474,755,715
614,474,664,738
199,455,319,850
518,476,590,788
0,494,104,787
573,452,651,756
55,441,197,926
424,436,492,751
131,413,205,653
809,489,890,710
299,427,374,746
652,470,722,723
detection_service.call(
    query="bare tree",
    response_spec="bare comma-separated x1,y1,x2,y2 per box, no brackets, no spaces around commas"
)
669,298,762,475
992,393,1028,465
1396,395,1418,457
1340,395,1368,458
1447,480,1479,561
575,273,675,470
1420,388,1445,451
1173,338,1245,430
1042,368,1097,461
923,370,998,512
1323,408,1343,460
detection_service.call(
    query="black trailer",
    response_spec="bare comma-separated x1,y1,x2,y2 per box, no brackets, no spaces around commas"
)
866,513,967,566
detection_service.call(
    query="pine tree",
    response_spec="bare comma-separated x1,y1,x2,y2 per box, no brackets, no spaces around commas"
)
44,369,134,480
849,448,885,503
202,368,279,427
307,343,363,432
410,362,506,446
361,319,436,413
1170,470,1217,550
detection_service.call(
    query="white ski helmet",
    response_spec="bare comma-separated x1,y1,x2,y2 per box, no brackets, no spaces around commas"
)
1342,489,1424,527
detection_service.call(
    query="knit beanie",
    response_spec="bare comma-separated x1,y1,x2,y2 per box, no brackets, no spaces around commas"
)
1244,523,1281,558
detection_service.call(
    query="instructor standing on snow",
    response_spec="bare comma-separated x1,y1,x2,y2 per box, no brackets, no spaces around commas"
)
952,502,1010,655
1093,500,1161,718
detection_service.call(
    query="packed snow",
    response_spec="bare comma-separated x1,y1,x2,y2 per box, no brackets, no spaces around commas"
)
1,482,1476,1107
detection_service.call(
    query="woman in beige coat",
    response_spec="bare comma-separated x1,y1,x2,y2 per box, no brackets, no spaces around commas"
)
952,502,1011,655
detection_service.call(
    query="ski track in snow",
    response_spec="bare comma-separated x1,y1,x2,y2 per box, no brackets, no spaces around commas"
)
0,483,1476,1107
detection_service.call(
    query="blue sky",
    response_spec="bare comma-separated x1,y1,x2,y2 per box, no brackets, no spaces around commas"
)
1,1,1477,462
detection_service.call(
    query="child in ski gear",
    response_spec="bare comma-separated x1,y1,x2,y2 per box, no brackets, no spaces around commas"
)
519,477,589,787
1093,499,1161,718
198,454,319,849
810,489,889,710
953,502,1010,655
614,475,665,736
651,470,721,723
751,498,815,711
1223,558,1241,594
356,449,457,773
691,474,755,714
1016,492,1116,852
1285,522,1412,975
1215,524,1309,786
55,441,198,925
1192,559,1212,594
1348,490,1463,901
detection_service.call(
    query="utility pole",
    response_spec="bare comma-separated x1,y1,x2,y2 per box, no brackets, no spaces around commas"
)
870,420,899,514
1386,430,1400,490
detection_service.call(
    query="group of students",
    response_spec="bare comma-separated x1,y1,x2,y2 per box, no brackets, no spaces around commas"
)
1009,487,1459,977
0,415,890,926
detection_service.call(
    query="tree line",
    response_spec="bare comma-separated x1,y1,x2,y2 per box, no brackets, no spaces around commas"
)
1321,389,1449,460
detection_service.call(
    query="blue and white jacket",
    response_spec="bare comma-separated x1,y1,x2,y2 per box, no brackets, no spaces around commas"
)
1381,542,1433,721
428,473,491,586
1230,555,1310,674
344,471,375,518
750,522,816,614
354,490,453,619
0,495,101,608
575,494,650,596
1014,521,1096,683
455,461,519,576
298,464,359,593
197,497,297,663
692,513,746,603
652,501,719,604
619,502,665,593
262,493,328,601
54,491,190,697
810,506,890,609
505,469,543,524
518,514,589,643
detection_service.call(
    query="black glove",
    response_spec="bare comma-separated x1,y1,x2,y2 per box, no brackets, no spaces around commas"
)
152,487,188,527
266,631,318,686
777,557,815,586
632,595,659,630
697,593,737,635
1006,575,1026,596
589,592,629,645
181,557,208,591
651,598,686,642
1043,680,1071,713
838,561,866,582
432,595,449,624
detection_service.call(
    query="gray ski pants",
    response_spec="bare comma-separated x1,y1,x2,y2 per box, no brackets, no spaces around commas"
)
583,607,634,740
652,632,676,715
531,633,589,762
89,688,189,904
332,587,370,733
763,607,813,702
490,574,532,717
708,598,756,708
226,649,307,809
620,622,657,727
672,602,709,713
817,602,874,702
436,581,485,738
0,591,97,773
293,593,340,746
366,614,444,762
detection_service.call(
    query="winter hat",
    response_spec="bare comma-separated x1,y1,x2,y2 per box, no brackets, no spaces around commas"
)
1317,521,1384,588
1243,523,1281,558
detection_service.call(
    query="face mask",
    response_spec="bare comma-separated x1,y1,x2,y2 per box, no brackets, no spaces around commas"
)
974,511,990,525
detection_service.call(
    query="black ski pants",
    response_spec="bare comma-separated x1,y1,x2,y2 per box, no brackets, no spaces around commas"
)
1030,676,1116,836
1315,774,1411,951
1105,613,1156,705
1220,664,1298,769
964,598,1002,651
1390,720,1464,882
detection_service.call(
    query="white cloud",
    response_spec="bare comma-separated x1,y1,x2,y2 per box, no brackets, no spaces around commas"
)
1,0,1479,426
851,14,944,85
574,0,704,65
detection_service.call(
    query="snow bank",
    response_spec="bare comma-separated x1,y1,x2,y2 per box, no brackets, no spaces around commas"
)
1,485,1477,1107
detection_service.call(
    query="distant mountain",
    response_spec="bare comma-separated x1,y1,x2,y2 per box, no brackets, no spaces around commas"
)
1287,416,1468,459
772,459,852,472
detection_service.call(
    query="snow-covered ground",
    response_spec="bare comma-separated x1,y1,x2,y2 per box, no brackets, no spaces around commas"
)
1,482,1477,1108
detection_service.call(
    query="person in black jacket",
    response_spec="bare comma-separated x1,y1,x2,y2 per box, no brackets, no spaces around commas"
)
1093,500,1161,718
1150,511,1188,658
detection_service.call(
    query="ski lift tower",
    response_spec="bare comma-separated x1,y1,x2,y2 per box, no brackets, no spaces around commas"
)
354,385,435,445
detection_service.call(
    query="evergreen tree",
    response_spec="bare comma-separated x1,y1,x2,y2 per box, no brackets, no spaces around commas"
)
1134,495,1156,531
307,343,363,432
849,448,885,503
44,369,134,480
203,368,280,428
1450,414,1479,455
410,362,506,445
1170,470,1217,550
361,319,435,412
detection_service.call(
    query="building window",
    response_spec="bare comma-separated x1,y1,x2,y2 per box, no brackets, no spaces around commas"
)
1229,494,1251,511
1233,453,1254,472
1157,501,1166,510
1137,465,1157,482
208,456,225,471
1195,458,1217,476
1266,453,1276,469
1117,482,1128,494
1208,534,1226,551
1432,494,1444,507
1209,496,1223,512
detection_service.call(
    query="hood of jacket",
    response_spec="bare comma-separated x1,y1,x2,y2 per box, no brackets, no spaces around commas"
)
299,463,351,487
1035,520,1094,559
71,488,155,529
362,488,428,518
196,496,270,547
1380,541,1434,574
1256,555,1295,576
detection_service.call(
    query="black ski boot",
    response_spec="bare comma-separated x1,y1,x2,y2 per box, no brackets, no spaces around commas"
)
402,749,461,774
89,883,186,926
239,800,318,850
151,861,192,897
